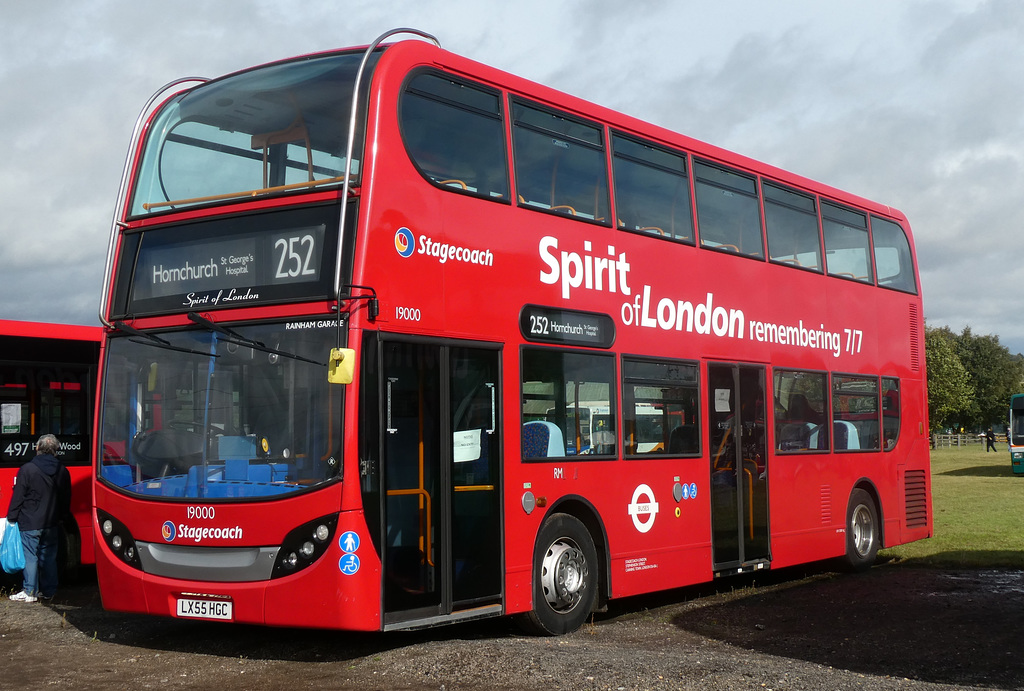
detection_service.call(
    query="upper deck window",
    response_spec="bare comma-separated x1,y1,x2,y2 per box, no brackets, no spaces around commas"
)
400,72,509,200
764,182,822,272
822,201,873,284
129,51,376,217
694,161,764,259
612,134,693,242
871,217,918,294
512,100,610,223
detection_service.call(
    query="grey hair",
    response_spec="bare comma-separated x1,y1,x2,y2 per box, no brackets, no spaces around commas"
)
36,434,60,455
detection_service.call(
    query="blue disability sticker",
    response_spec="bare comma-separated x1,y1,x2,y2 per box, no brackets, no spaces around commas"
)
339,553,360,576
339,531,360,554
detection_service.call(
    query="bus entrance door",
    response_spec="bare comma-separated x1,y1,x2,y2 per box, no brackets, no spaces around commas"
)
379,340,503,627
707,363,771,572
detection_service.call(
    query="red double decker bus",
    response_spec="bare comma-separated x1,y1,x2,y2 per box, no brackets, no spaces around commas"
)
1,319,101,575
94,29,930,634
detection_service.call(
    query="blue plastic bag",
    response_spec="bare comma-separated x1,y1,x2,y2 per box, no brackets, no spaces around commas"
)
1,518,25,574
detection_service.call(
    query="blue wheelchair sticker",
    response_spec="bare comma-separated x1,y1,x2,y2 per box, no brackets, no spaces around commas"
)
339,553,360,575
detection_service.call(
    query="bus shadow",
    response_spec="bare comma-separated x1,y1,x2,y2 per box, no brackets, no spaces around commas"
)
52,574,517,664
939,464,1018,478
669,561,1024,689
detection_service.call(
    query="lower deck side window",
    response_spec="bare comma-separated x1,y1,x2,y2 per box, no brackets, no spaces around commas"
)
774,370,829,452
521,348,615,459
622,356,699,457
832,375,880,451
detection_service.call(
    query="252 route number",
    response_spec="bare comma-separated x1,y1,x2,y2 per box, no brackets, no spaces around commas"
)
274,235,317,279
529,314,550,336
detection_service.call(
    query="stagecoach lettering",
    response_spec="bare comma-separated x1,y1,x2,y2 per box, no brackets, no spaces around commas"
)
416,234,494,266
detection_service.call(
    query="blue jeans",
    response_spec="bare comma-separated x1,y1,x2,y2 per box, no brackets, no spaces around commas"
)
20,527,59,597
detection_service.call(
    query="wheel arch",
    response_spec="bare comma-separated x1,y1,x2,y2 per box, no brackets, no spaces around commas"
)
541,494,611,610
848,477,884,547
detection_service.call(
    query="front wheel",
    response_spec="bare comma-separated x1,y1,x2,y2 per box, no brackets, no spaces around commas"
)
520,513,598,635
844,488,880,571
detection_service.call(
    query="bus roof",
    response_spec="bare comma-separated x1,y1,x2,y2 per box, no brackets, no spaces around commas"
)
0,319,102,342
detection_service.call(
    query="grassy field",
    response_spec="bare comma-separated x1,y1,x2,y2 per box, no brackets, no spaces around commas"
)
879,443,1024,568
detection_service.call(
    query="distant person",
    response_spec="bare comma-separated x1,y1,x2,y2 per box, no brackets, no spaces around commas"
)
985,428,997,452
6,434,71,603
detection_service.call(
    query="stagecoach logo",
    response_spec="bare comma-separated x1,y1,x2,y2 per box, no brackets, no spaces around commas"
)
162,521,176,542
628,484,659,534
394,227,415,258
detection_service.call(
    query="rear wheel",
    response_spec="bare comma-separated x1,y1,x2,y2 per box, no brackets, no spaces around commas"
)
58,524,82,583
844,488,879,571
520,513,598,635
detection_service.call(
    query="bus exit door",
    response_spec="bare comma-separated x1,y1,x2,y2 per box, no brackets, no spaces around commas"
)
377,340,502,627
707,363,771,571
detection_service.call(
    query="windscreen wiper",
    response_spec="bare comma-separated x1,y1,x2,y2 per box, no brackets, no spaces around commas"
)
187,312,324,367
113,321,219,358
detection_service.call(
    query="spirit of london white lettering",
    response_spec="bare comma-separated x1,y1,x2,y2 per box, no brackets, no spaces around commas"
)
538,236,632,300
536,235,860,359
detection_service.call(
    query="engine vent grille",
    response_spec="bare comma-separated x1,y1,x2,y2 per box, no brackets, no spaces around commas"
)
904,469,928,528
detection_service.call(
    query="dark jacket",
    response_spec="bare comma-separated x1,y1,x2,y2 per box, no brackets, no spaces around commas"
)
6,453,71,531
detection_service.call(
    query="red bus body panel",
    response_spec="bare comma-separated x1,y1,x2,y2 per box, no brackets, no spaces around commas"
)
94,38,930,630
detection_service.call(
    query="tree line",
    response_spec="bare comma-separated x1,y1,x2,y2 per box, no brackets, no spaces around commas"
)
925,325,1024,432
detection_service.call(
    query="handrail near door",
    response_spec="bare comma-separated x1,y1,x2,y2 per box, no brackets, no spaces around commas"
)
333,28,439,346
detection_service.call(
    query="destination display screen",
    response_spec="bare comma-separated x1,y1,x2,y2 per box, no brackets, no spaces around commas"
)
122,206,339,316
519,304,615,348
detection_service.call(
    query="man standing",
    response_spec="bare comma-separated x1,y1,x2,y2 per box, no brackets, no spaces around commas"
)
6,434,71,603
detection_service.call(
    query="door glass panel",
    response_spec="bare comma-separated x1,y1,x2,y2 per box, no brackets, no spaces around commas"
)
739,367,769,562
450,348,501,604
709,364,769,568
383,342,441,612
709,365,740,565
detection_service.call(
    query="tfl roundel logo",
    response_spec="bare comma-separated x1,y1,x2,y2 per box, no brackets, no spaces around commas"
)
394,227,415,258
161,521,176,542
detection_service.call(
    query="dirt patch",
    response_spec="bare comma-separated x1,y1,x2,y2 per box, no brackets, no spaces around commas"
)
1,563,1021,690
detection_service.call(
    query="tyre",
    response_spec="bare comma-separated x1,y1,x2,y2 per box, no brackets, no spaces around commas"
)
520,513,598,636
844,488,879,572
57,523,82,584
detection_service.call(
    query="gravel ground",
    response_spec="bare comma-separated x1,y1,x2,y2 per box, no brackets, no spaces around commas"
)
1,562,1022,690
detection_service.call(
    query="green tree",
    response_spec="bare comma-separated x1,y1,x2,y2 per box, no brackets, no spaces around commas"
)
925,326,973,431
953,326,1024,429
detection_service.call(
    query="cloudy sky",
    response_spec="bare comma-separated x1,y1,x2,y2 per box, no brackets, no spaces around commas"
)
2,0,1019,350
